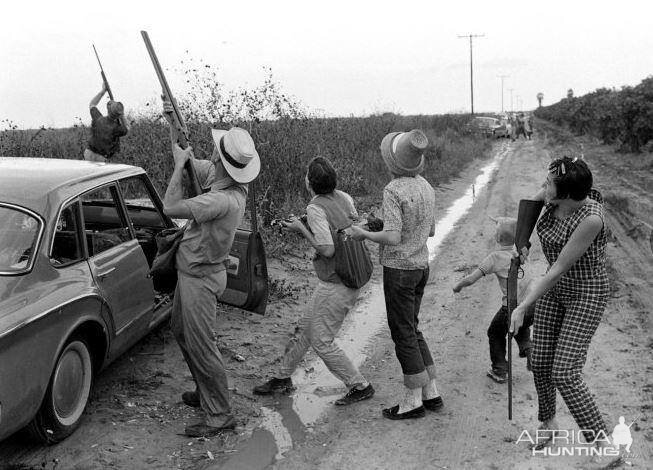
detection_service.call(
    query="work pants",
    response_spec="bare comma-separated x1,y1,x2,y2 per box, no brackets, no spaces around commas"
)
172,270,230,425
279,280,366,388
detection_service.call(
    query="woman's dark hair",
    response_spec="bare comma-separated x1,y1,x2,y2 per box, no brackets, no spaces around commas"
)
548,156,593,201
307,156,337,194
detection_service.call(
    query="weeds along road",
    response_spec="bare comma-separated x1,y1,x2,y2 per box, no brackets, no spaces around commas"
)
1,131,651,470
274,135,653,470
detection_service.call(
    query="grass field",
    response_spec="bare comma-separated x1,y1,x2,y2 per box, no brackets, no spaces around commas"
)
0,113,491,221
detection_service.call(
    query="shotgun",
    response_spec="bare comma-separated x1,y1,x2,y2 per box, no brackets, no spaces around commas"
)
93,44,114,101
141,30,202,197
507,199,544,419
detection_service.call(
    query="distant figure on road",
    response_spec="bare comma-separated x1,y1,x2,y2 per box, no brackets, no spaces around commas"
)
84,82,129,162
515,113,528,140
349,129,443,420
524,115,533,140
452,217,534,383
253,157,375,407
509,114,517,141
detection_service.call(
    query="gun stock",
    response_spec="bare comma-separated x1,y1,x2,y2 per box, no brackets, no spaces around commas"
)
515,199,544,253
140,30,202,197
92,45,114,101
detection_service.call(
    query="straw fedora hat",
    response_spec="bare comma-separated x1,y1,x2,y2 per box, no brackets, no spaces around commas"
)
380,129,428,177
211,127,261,184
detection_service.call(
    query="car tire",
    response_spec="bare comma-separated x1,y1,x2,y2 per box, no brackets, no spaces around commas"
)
26,337,94,444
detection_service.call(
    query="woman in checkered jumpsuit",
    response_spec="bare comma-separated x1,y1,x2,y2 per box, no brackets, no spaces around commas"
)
511,156,608,444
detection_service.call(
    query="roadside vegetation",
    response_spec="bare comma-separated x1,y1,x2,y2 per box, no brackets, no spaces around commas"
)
0,65,491,227
535,75,653,153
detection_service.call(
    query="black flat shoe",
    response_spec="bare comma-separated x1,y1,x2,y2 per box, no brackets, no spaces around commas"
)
382,405,425,420
423,396,443,411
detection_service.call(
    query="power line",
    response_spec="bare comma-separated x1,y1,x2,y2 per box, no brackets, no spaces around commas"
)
497,74,509,113
458,33,485,115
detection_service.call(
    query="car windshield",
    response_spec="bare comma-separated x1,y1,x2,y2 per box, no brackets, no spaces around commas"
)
0,205,41,274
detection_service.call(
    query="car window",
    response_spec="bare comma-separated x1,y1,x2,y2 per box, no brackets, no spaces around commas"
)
118,176,167,230
0,205,41,274
81,185,132,257
51,201,84,267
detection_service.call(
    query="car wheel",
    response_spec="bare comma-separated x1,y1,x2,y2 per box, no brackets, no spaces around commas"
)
26,337,93,444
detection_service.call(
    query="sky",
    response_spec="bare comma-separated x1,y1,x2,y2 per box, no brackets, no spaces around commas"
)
1,0,652,129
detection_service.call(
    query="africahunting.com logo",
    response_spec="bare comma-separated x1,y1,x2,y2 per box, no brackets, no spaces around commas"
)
516,416,637,458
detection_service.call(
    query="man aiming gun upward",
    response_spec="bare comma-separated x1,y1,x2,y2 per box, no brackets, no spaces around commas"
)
84,82,130,162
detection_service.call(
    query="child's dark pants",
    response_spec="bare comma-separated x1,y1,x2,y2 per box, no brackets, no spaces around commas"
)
487,305,534,374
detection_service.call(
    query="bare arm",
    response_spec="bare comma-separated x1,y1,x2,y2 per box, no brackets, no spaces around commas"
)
89,84,106,108
348,225,401,245
163,145,194,218
510,215,603,331
453,268,484,292
283,217,335,258
162,97,178,145
118,113,130,133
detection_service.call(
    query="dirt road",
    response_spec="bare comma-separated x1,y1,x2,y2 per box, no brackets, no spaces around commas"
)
2,129,652,469
271,134,653,469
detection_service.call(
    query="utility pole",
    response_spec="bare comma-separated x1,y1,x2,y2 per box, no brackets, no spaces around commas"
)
458,33,484,115
497,74,509,113
508,88,514,112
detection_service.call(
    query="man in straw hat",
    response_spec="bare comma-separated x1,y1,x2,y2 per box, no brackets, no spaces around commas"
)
161,100,260,437
349,129,443,420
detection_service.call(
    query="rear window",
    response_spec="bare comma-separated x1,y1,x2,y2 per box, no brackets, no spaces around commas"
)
0,204,43,274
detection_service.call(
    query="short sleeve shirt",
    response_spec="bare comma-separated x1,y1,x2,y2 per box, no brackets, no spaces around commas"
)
478,246,532,306
87,106,128,158
306,191,357,246
379,175,436,269
175,184,247,277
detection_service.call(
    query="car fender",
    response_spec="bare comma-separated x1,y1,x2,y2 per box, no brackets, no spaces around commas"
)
0,294,108,442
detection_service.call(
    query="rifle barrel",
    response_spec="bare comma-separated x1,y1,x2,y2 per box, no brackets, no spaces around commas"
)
140,31,188,145
93,44,114,100
141,30,201,197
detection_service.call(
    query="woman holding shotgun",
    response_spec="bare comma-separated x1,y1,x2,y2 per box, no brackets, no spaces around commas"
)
510,156,609,448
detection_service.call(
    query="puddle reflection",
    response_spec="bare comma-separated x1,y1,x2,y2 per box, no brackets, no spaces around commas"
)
238,145,509,467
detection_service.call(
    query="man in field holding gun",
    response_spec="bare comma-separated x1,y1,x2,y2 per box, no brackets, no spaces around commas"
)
84,82,130,162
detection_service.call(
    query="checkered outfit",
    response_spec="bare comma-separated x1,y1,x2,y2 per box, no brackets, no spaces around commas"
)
532,189,609,442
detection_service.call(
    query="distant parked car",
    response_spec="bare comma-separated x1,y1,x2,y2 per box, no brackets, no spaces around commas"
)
0,157,266,444
467,116,509,138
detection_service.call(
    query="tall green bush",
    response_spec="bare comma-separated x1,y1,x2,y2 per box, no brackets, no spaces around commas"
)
535,76,653,152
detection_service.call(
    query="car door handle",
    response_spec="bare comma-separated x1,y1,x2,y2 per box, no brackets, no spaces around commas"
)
97,267,116,279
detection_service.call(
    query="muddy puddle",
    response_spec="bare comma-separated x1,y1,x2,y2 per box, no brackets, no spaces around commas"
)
219,144,510,469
